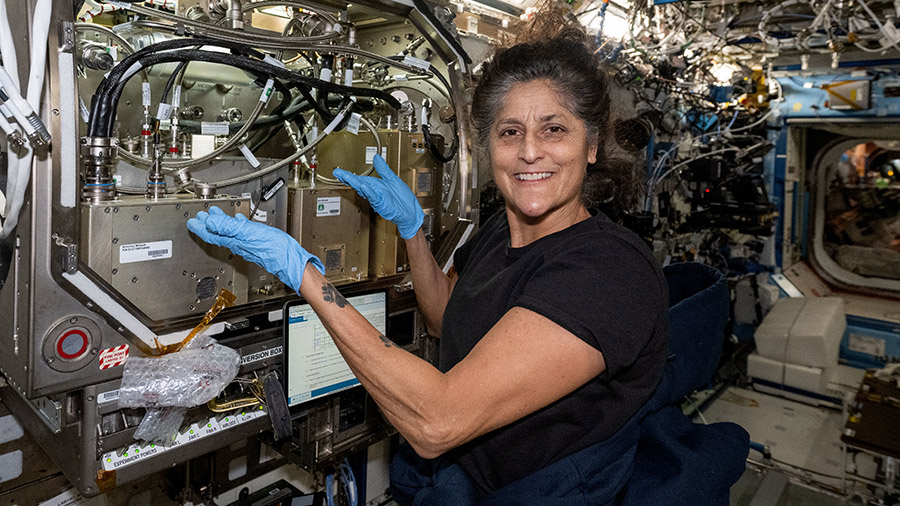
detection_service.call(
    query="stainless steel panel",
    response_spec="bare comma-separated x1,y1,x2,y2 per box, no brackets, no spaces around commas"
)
315,130,443,278
80,195,249,321
287,186,370,284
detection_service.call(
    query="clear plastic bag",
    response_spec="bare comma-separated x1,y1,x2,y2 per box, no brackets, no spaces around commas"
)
119,334,240,408
120,334,240,443
132,407,187,445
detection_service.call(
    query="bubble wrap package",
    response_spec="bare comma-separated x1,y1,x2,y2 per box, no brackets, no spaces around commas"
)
133,407,187,445
119,335,240,408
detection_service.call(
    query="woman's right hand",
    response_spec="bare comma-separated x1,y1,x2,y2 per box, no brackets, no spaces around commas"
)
333,154,424,240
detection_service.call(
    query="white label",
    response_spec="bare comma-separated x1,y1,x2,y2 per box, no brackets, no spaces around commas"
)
394,73,408,81
156,103,172,121
306,126,319,145
240,346,283,366
848,334,886,357
260,78,275,103
98,389,119,405
403,54,431,72
467,16,478,33
263,54,285,68
172,85,182,107
108,45,118,61
316,197,341,217
38,487,84,506
201,122,230,135
253,209,267,222
238,144,260,168
346,113,361,135
142,82,151,107
365,146,388,164
119,240,172,264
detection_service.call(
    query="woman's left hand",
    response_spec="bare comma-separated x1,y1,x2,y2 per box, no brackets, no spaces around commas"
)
187,206,324,293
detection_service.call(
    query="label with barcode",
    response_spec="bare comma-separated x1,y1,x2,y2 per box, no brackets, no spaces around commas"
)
365,146,388,164
119,241,173,264
346,113,361,135
142,82,151,107
316,197,341,217
172,86,182,107
98,389,120,404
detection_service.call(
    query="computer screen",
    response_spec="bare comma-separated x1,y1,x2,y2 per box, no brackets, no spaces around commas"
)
283,291,387,410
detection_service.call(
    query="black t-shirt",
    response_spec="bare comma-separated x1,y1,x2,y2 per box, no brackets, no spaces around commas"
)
440,210,669,494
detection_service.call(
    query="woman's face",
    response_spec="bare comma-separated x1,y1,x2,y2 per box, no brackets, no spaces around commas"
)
490,80,598,222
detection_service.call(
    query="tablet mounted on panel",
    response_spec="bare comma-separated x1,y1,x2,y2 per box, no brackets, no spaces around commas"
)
282,290,387,418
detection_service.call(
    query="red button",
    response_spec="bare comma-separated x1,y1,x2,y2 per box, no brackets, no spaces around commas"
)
57,329,88,360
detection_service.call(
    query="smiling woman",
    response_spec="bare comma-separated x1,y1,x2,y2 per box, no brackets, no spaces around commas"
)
489,79,597,245
189,8,668,506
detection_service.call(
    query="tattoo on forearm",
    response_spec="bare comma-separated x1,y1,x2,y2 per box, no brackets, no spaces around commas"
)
379,334,396,348
321,283,348,308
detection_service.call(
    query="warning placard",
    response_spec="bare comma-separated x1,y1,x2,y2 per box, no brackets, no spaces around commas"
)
99,345,129,370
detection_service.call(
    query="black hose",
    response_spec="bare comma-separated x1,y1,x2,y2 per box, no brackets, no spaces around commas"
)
88,37,266,135
95,36,264,98
100,49,400,136
422,123,457,163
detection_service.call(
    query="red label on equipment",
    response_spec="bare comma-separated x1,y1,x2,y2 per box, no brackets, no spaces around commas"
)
99,344,129,369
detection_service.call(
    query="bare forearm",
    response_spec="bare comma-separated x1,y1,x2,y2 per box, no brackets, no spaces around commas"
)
405,231,453,336
298,266,456,457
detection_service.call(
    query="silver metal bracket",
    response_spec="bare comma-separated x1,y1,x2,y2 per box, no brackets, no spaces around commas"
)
53,233,78,274
59,21,75,52
31,396,63,434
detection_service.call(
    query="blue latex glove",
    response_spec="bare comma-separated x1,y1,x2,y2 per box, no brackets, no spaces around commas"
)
187,206,325,293
333,154,424,240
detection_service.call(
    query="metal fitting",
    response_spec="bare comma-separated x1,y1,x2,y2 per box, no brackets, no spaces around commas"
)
80,137,118,203
6,129,24,148
194,182,217,199
80,45,115,71
146,149,167,200
228,0,244,30
173,167,194,189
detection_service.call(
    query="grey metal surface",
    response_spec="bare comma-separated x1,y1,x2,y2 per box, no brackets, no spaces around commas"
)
80,194,250,321
749,469,789,506
288,185,371,284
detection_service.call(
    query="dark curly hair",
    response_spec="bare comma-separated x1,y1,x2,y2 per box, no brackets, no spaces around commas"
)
471,21,642,216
